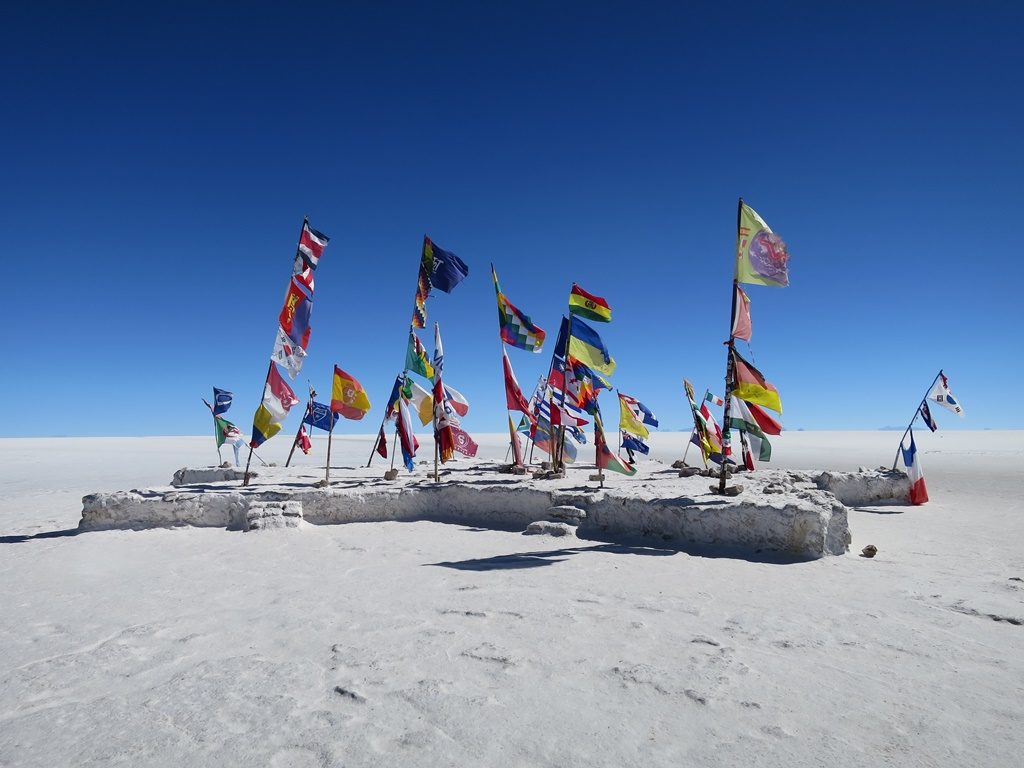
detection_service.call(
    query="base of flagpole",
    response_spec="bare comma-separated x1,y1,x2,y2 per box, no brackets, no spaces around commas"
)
384,469,399,481
711,484,743,496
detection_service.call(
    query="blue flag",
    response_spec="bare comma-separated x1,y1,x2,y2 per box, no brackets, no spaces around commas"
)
429,243,469,293
213,388,233,416
302,401,340,432
622,432,650,455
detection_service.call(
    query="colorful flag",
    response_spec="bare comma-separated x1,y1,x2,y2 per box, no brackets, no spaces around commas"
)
212,388,233,415
492,266,546,352
214,416,241,447
251,365,300,447
927,371,965,417
432,323,457,463
621,432,650,456
384,375,405,420
411,235,468,328
303,401,340,432
618,393,649,439
427,238,469,293
279,268,314,348
550,396,589,428
296,424,313,455
919,402,938,432
731,348,782,413
331,366,371,421
735,201,789,287
554,316,616,376
396,396,419,471
732,284,752,341
271,326,309,380
620,392,658,428
533,419,577,463
685,379,718,463
745,400,782,435
568,283,612,323
705,392,725,408
450,425,479,457
595,415,636,476
295,220,329,272
901,429,929,505
405,329,435,380
740,433,756,471
728,396,772,461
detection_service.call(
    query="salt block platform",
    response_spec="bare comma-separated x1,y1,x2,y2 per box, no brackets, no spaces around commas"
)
78,460,911,559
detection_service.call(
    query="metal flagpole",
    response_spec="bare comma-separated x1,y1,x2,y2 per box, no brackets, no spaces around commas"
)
891,370,942,469
325,406,334,485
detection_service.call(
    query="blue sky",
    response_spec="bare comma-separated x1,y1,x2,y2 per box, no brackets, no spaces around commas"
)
2,1,1019,436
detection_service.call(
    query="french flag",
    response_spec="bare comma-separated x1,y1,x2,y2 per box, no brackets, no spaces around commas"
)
901,429,929,505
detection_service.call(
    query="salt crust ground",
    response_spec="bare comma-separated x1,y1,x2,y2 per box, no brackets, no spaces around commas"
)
79,458,876,558
1,431,1022,767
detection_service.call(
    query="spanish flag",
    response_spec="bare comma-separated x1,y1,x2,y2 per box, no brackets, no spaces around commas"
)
331,366,371,421
568,283,612,323
731,348,782,414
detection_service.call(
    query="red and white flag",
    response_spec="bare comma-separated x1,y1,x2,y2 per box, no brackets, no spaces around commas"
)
731,284,752,341
295,220,329,272
297,424,312,455
503,349,534,420
450,426,479,457
901,429,929,505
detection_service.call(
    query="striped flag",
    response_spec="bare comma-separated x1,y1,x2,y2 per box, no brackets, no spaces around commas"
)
295,220,329,272
901,430,929,505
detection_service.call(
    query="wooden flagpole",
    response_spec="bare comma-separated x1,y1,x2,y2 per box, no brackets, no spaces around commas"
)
555,314,573,471
891,370,942,469
717,198,744,495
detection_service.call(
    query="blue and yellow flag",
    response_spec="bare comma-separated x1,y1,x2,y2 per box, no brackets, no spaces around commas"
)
554,316,616,376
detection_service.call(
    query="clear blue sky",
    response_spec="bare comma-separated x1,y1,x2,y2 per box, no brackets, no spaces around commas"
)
2,1,1019,436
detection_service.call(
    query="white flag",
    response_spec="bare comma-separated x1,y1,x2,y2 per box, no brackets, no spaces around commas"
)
927,371,964,417
270,327,307,380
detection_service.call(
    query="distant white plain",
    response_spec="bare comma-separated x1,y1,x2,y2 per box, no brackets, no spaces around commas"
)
0,431,1021,767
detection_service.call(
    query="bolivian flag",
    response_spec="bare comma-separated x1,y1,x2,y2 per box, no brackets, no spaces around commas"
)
731,348,782,414
568,283,612,322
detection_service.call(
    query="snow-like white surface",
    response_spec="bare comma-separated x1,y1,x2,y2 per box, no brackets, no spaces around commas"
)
1,431,1022,767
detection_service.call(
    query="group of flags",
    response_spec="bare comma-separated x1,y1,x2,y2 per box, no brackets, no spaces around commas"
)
898,371,966,505
202,387,245,464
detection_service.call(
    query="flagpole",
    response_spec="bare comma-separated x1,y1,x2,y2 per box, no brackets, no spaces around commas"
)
203,398,223,464
492,263,522,467
243,360,275,487
390,427,399,471
717,198,744,495
555,314,573,471
891,370,943,470
286,391,314,468
325,407,334,485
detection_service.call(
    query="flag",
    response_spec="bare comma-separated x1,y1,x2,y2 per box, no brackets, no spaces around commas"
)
731,348,782,413
554,316,616,376
427,237,469,293
493,266,546,352
728,396,772,461
919,401,938,432
450,426,479,457
214,416,240,447
533,419,577,463
509,415,524,465
745,400,782,435
403,377,435,426
396,396,419,471
927,371,965,417
432,323,457,463
621,432,650,456
595,415,636,476
685,379,718,463
412,235,469,327
384,375,405,420
296,424,313,455
251,365,300,447
375,427,388,459
618,393,649,439
212,388,233,415
502,349,534,419
705,392,725,408
568,283,612,323
405,329,434,380
620,392,658,428
295,220,329,272
901,429,929,505
303,401,340,432
271,326,309,379
568,357,611,390
443,384,469,417
740,433,756,471
735,201,789,287
279,268,314,348
331,366,371,421
550,397,589,428
732,284,752,341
